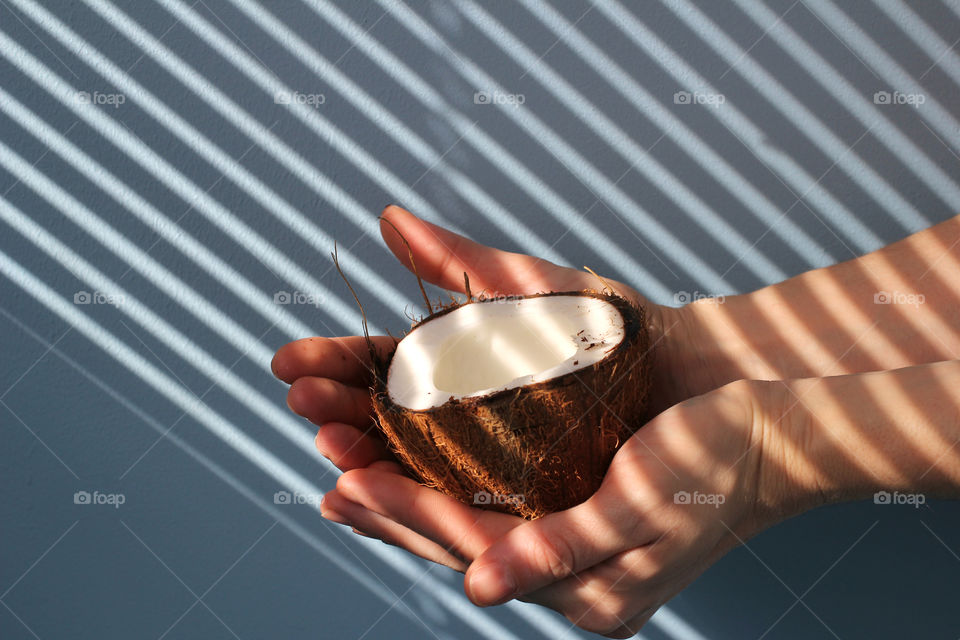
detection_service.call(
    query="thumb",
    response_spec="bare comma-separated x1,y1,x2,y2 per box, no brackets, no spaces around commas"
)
379,205,585,297
463,490,645,607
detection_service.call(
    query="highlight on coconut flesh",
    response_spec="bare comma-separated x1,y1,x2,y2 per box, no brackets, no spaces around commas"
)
333,234,651,520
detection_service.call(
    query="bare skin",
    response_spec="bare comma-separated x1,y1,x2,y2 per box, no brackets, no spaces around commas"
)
272,206,960,637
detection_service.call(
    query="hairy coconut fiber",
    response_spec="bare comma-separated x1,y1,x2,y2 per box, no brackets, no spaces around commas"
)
369,291,651,520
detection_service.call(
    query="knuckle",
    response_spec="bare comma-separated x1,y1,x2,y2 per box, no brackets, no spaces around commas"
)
286,380,305,410
722,378,769,409
335,468,365,496
524,526,577,582
723,377,754,395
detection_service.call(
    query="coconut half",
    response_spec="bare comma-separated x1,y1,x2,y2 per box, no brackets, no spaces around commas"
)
371,291,651,519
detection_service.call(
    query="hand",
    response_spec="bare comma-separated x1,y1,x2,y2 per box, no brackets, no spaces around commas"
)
267,205,808,633
323,378,798,637
269,205,771,630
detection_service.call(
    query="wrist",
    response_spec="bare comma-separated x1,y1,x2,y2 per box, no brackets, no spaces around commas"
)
736,379,829,530
656,294,780,403
669,280,862,388
771,364,960,508
643,301,725,413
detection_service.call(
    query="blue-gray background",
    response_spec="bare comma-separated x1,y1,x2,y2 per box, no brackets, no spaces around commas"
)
2,1,959,638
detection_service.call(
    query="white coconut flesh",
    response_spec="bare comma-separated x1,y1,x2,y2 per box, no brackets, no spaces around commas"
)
387,295,627,411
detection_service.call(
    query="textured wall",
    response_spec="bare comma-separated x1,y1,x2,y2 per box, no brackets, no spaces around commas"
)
1,1,959,638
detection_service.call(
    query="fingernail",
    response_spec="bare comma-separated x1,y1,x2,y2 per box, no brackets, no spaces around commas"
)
321,508,350,525
468,563,517,606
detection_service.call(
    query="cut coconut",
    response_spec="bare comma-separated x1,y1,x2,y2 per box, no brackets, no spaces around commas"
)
371,291,651,519
387,294,626,410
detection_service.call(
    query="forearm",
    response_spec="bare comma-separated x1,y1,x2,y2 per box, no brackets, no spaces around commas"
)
671,214,960,392
762,361,960,518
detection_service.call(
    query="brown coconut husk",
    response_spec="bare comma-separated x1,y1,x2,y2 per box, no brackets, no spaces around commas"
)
370,291,650,520
333,223,651,520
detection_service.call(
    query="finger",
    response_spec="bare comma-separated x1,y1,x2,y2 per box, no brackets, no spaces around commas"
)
287,377,373,427
321,489,467,572
366,459,408,474
463,490,650,607
336,467,520,562
380,205,591,296
314,422,396,471
272,335,396,385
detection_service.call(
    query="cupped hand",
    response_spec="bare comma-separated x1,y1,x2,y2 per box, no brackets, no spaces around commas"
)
270,205,767,635
322,379,799,637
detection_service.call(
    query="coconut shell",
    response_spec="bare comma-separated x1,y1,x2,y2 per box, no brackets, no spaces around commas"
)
370,291,651,520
